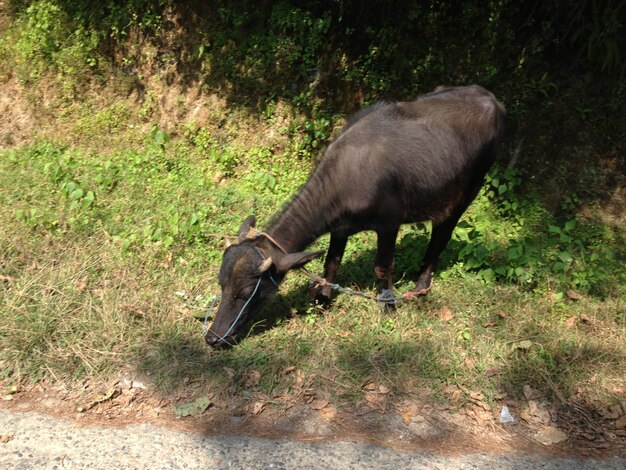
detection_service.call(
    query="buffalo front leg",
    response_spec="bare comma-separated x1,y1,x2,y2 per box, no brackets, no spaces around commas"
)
312,233,347,307
375,227,399,308
409,215,460,298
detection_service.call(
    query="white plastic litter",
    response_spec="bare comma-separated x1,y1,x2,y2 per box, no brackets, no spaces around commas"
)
500,405,515,424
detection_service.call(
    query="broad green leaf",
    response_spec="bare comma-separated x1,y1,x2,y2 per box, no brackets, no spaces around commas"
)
70,188,84,200
173,396,212,418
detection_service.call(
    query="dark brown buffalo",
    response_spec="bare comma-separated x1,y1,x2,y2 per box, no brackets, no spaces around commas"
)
206,85,506,348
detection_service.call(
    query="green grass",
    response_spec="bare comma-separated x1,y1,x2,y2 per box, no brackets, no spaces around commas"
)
1,120,624,410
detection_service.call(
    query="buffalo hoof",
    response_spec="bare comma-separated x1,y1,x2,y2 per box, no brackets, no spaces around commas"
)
311,285,333,309
378,288,397,310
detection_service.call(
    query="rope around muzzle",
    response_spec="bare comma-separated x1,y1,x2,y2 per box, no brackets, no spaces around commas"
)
202,230,416,340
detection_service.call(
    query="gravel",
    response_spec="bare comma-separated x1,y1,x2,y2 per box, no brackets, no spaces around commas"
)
1,409,624,469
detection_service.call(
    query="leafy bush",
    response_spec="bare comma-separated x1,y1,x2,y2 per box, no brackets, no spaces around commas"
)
3,1,98,87
450,167,625,297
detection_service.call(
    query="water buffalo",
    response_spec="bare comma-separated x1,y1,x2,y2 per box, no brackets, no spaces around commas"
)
206,85,506,348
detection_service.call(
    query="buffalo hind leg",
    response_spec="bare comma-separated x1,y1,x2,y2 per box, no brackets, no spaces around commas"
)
312,234,347,307
375,226,399,308
409,215,461,298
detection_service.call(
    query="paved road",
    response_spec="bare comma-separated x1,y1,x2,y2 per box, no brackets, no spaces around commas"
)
1,409,624,469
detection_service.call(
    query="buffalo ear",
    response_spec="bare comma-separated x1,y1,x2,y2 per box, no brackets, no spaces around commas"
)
274,250,325,273
237,215,257,241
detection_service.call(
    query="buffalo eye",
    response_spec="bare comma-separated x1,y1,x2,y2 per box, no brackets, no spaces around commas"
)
234,288,254,301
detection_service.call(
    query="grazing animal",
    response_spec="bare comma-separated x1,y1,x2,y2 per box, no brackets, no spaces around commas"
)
206,85,506,348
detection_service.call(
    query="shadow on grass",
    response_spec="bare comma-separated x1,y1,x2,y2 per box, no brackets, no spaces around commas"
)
132,303,624,434
133,217,625,392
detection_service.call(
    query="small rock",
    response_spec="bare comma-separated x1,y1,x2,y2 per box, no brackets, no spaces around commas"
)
528,400,551,424
300,414,335,436
520,409,533,424
408,415,443,438
523,384,541,400
534,426,568,445
485,367,501,377
251,401,266,415
601,405,621,420
311,400,329,410
320,404,337,420
602,430,616,441
614,415,626,429
131,380,146,390
566,289,583,301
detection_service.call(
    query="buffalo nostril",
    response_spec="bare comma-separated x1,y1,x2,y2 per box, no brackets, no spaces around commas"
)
205,333,233,349
205,333,220,347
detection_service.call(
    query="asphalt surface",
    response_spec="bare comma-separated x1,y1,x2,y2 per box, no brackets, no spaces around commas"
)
1,409,625,469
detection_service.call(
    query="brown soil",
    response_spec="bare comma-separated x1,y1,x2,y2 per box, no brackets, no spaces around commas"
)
0,80,38,149
1,375,624,459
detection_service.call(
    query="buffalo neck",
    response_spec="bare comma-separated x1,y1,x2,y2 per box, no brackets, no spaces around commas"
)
265,173,334,253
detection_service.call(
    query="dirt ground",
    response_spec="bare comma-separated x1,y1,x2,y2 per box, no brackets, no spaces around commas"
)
1,373,624,459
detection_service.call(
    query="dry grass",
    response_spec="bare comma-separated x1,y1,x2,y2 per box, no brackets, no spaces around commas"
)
2,209,623,409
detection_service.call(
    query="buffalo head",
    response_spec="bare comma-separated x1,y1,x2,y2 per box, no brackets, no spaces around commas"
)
205,215,324,348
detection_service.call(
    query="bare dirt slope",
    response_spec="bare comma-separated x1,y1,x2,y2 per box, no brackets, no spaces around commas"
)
1,375,625,461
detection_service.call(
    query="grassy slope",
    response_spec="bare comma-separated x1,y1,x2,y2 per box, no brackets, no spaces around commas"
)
1,97,624,409
0,2,624,414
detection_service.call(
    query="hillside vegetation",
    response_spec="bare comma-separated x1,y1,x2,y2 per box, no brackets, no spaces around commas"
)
0,0,625,443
